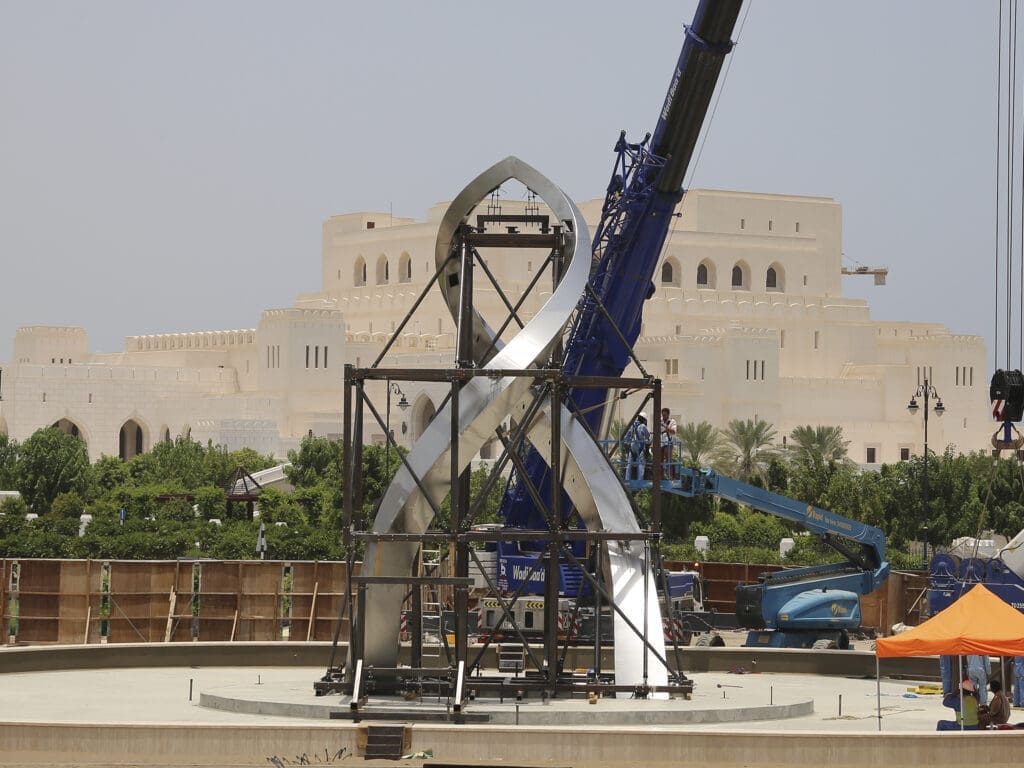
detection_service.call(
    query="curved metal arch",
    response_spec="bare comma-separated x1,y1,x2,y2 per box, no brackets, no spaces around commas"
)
360,157,665,689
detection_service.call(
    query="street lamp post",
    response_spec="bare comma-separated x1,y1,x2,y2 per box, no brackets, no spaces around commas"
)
386,382,410,479
907,377,945,569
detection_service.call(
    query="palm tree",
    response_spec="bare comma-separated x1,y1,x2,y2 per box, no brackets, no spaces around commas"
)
717,417,777,482
676,420,721,468
788,425,851,467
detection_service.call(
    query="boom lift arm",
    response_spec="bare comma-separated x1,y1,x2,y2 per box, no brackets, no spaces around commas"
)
677,468,890,647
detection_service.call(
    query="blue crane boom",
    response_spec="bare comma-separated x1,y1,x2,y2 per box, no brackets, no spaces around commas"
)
498,1,744,578
490,3,892,650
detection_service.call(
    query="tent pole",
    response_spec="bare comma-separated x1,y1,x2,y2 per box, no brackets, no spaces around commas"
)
959,655,964,732
1001,657,1006,704
876,655,881,731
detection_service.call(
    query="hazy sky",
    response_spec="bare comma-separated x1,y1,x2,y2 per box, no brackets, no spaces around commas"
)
0,1,1012,370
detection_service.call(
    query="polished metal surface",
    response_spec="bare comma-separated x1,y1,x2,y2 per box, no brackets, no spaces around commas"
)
361,157,666,690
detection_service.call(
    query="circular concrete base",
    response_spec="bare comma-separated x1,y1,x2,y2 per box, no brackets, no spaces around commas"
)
200,675,814,725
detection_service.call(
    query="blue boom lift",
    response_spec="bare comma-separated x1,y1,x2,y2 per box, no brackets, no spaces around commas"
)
677,469,889,649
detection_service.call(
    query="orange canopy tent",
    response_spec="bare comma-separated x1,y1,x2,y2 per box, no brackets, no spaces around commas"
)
876,583,1024,658
872,583,1024,730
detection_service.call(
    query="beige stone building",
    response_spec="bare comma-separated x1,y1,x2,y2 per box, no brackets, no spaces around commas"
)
0,188,990,465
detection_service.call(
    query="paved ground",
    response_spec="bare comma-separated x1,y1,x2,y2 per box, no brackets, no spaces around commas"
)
0,662,1004,733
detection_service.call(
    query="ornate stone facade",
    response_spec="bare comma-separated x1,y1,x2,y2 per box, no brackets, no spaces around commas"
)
0,188,989,464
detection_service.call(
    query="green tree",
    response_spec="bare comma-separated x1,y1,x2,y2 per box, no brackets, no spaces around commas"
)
764,457,790,495
50,491,85,520
194,486,227,519
286,436,344,489
787,425,851,467
661,492,714,543
716,417,778,483
256,487,306,527
203,443,275,488
676,421,720,469
89,455,129,499
0,497,29,556
738,510,789,550
228,447,278,474
0,434,18,490
700,511,741,548
15,427,90,512
293,486,331,528
11,516,79,558
467,465,507,526
127,437,206,488
200,519,261,559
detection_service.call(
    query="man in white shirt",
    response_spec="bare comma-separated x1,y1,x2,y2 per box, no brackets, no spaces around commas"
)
660,408,677,480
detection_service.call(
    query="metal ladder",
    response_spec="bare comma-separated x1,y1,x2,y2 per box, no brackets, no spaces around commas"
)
420,547,443,657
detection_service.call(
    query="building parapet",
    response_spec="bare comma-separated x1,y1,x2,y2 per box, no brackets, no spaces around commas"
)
260,308,343,323
15,326,87,339
126,330,256,352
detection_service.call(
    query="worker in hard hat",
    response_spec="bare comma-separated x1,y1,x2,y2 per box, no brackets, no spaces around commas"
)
623,413,651,482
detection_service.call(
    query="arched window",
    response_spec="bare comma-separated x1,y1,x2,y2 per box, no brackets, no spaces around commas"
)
354,256,367,287
399,252,412,284
52,418,83,441
376,254,389,285
118,418,147,461
696,259,716,288
766,267,777,289
766,262,784,292
731,262,749,290
660,256,680,287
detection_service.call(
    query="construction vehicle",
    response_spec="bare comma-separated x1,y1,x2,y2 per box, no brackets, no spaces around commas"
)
676,468,889,649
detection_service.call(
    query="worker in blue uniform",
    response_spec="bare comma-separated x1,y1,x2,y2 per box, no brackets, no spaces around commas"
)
967,655,991,707
1014,656,1024,707
939,654,954,696
623,413,650,482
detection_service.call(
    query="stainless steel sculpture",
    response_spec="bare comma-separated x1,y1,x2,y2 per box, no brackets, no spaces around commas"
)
357,157,667,692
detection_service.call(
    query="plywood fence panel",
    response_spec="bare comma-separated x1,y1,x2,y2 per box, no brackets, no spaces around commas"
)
239,561,280,594
15,560,60,643
289,562,318,593
20,558,937,644
59,560,90,595
201,562,241,598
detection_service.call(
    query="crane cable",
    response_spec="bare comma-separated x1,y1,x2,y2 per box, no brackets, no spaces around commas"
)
1011,0,1019,370
995,0,1003,368
1009,0,1017,369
